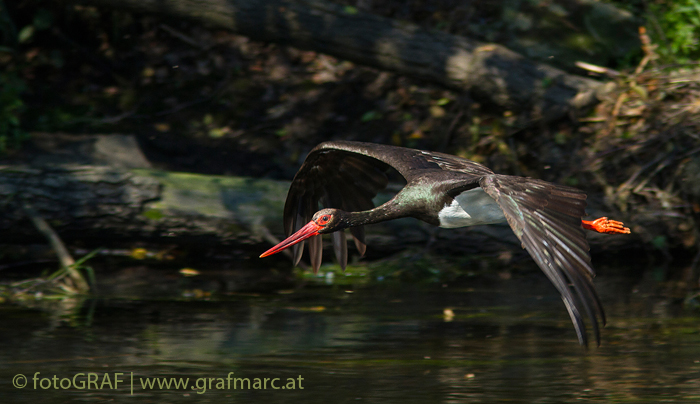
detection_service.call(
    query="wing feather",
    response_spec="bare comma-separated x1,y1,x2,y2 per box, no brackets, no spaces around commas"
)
316,141,494,179
480,174,605,346
332,231,348,270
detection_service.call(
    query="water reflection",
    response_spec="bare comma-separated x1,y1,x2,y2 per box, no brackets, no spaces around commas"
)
2,271,700,403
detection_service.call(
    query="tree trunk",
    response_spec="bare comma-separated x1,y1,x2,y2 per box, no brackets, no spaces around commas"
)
66,0,609,123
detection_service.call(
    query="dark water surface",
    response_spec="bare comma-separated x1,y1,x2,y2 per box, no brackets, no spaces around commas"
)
2,267,700,403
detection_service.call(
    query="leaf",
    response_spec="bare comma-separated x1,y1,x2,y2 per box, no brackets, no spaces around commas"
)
131,248,148,259
651,235,667,250
630,84,648,100
209,127,229,138
18,26,34,43
361,110,381,122
436,98,451,106
429,105,445,118
179,268,200,277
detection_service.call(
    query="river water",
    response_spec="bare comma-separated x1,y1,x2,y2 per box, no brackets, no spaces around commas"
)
2,264,699,403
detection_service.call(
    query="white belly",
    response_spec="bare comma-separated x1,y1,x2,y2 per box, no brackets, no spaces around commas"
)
438,187,506,228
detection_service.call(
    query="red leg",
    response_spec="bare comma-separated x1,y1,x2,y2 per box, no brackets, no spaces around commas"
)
582,217,631,234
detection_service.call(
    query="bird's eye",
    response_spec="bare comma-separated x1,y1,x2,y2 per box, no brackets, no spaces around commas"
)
318,215,330,225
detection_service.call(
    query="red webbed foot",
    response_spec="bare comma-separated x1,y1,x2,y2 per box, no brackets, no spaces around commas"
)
582,217,631,234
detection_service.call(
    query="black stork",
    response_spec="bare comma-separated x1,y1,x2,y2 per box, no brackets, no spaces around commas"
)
260,141,630,346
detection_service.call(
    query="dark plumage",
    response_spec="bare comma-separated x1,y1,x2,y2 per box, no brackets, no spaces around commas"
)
261,141,630,346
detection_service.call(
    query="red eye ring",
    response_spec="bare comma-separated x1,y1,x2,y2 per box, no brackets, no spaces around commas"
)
317,215,331,225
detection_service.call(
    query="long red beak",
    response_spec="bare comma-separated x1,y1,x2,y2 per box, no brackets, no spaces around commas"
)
259,220,323,258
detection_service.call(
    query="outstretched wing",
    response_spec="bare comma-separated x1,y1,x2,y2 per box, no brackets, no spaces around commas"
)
283,146,390,271
317,141,495,179
480,174,605,347
284,141,495,271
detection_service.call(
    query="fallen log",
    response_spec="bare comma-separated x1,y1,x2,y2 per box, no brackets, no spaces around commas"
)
65,0,611,123
0,165,282,247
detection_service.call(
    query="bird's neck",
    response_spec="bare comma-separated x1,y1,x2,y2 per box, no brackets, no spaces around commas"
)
342,200,408,228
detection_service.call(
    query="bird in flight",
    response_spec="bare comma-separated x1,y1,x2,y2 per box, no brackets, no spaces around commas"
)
261,141,630,346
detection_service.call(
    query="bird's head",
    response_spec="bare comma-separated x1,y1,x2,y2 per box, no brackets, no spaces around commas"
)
259,208,344,258
310,208,345,234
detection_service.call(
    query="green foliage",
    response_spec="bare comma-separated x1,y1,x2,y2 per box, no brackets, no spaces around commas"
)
142,209,165,220
16,7,53,44
342,6,358,15
368,252,461,283
0,72,28,153
361,110,382,122
649,0,700,62
45,248,98,291
0,1,45,152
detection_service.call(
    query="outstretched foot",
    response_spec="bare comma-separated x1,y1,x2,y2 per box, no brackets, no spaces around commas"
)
582,217,631,234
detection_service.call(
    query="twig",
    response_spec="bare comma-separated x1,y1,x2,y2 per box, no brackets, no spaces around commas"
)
635,27,658,75
604,92,627,135
23,203,89,293
575,61,620,78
